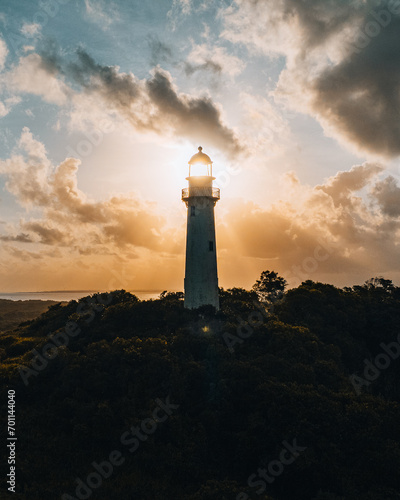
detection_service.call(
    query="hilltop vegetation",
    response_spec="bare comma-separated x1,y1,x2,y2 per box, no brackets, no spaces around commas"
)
1,275,400,499
0,299,61,332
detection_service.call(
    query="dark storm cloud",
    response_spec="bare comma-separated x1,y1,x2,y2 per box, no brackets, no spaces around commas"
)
289,0,363,45
227,0,400,157
146,69,242,154
293,0,400,156
69,49,141,107
39,47,244,157
312,12,400,157
37,39,64,75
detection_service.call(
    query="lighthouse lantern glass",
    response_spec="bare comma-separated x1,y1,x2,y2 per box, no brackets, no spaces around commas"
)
188,146,213,177
189,163,212,177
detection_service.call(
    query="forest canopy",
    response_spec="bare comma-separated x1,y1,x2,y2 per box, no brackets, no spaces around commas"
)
1,274,400,499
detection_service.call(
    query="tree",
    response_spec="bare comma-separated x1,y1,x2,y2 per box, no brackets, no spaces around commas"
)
252,270,287,303
159,291,184,301
364,277,394,292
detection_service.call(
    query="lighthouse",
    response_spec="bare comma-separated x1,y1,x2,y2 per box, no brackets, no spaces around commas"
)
182,147,220,310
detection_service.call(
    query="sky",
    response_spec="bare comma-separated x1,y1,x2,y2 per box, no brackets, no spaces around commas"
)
1,0,400,292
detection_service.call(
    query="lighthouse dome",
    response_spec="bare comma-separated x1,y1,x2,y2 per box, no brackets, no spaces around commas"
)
188,146,212,165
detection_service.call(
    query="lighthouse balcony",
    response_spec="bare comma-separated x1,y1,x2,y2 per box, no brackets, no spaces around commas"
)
182,187,220,201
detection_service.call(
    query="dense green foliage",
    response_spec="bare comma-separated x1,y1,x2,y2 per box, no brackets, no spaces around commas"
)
0,299,61,333
1,277,400,499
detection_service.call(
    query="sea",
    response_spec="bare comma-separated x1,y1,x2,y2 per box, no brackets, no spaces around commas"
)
0,291,163,302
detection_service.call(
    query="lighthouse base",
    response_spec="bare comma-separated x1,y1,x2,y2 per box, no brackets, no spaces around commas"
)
184,278,219,311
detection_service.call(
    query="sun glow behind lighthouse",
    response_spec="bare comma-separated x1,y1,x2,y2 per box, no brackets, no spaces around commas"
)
1,1,400,293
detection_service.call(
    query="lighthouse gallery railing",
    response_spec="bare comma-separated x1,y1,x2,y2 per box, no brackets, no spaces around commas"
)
182,187,220,200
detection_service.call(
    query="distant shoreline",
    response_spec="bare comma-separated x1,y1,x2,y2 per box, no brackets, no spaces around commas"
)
0,291,166,302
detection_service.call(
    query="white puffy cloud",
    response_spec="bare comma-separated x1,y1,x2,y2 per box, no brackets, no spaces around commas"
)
0,96,21,117
6,53,70,105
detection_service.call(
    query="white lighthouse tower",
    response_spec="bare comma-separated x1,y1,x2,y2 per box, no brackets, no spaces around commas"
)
182,147,220,310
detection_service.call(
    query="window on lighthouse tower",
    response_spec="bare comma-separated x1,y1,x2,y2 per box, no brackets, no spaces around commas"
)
191,206,196,217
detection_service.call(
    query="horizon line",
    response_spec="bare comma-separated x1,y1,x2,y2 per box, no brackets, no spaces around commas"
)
0,289,168,294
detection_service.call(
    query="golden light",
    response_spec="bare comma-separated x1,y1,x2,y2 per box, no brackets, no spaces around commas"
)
187,146,213,177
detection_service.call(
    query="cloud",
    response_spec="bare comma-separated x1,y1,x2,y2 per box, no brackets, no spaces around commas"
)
22,222,67,246
148,36,174,67
167,0,193,30
238,91,291,157
0,36,8,70
184,60,222,77
222,0,400,158
145,68,243,155
68,50,140,108
20,22,41,37
2,45,244,157
0,127,52,207
147,36,245,91
0,96,21,117
0,233,33,243
57,48,244,157
3,245,44,261
18,126,48,161
6,53,70,105
0,128,174,255
371,175,400,217
217,160,400,287
2,130,400,289
316,163,384,208
185,43,245,79
176,0,192,15
310,24,400,157
84,0,119,30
